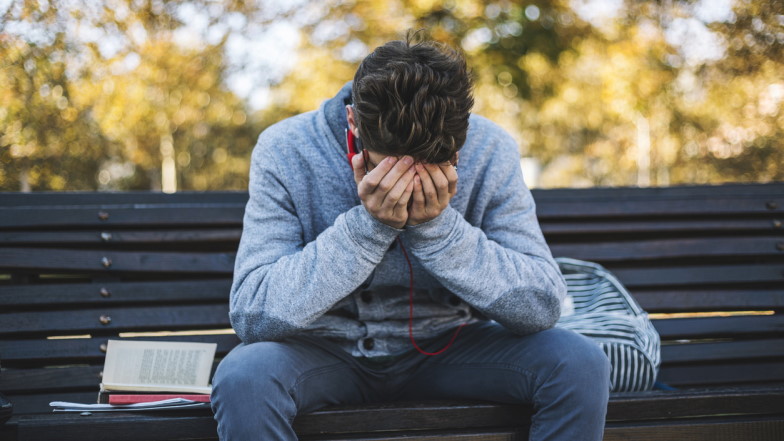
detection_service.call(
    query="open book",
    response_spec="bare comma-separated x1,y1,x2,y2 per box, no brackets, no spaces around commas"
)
101,340,217,395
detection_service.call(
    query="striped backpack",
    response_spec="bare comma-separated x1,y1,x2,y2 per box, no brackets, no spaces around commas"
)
555,258,661,392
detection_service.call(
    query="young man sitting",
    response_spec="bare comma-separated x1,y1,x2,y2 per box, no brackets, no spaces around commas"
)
211,34,610,441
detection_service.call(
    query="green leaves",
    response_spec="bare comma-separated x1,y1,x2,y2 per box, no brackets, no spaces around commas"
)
1,0,781,190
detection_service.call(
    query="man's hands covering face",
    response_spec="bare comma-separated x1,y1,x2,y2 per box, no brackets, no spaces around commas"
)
352,152,457,229
407,161,458,226
352,154,416,229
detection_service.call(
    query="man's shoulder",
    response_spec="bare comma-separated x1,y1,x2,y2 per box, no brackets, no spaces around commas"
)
467,114,515,142
250,111,321,165
256,111,318,146
464,114,518,158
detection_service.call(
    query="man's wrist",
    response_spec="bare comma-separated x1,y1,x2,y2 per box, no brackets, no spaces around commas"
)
402,205,460,251
346,206,403,253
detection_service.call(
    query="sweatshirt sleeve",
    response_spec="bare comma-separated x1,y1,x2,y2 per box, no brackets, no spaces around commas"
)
229,128,402,344
401,127,567,336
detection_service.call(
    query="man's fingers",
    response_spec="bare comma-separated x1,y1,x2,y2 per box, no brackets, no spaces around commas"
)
418,164,443,208
382,166,415,209
395,177,415,217
351,151,366,187
439,162,458,196
357,155,399,199
425,163,451,206
411,174,424,208
377,156,414,194
415,165,437,217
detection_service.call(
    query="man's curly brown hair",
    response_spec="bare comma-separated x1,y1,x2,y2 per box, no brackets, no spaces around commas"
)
351,32,474,164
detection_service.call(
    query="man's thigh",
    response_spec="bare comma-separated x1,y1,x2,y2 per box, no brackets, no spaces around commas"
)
212,334,378,414
394,321,605,404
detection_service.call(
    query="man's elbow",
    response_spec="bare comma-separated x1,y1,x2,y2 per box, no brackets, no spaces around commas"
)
523,293,562,333
229,310,299,344
488,288,563,335
537,298,562,331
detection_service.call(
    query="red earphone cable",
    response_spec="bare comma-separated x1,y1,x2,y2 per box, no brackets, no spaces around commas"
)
396,237,465,356
348,129,464,355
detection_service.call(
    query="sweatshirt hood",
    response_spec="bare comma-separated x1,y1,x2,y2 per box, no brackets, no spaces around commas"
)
323,81,353,154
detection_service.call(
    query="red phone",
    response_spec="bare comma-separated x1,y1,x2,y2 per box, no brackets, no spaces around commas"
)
345,128,369,174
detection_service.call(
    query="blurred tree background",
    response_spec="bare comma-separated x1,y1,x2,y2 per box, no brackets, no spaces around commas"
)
1,0,782,191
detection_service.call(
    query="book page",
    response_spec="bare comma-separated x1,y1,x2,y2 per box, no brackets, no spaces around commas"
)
102,340,217,393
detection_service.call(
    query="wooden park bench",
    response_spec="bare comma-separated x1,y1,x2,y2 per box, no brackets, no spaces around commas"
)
1,182,783,440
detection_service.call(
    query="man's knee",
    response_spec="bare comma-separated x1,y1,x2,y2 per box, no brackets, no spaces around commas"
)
535,328,611,391
213,342,295,394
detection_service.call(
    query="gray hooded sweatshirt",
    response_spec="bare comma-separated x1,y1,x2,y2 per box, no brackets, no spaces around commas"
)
229,82,566,358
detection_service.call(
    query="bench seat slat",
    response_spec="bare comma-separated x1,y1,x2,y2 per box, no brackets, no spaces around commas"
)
606,386,784,421
5,386,784,437
659,361,784,386
603,415,784,441
7,412,784,441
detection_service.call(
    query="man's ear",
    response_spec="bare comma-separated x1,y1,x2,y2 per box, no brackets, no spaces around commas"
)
346,105,360,138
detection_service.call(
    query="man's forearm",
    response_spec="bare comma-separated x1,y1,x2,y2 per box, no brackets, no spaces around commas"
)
402,205,566,335
230,205,400,344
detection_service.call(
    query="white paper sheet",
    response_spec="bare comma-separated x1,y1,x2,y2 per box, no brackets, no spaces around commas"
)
50,398,209,412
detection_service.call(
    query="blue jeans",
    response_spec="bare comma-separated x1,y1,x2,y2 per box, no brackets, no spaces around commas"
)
211,321,610,440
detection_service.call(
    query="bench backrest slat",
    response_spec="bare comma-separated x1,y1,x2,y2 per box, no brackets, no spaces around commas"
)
0,280,232,307
652,314,784,339
611,264,783,287
0,229,242,246
0,248,235,274
660,338,784,363
632,288,783,311
0,304,231,337
552,237,784,261
0,334,240,366
658,361,784,386
542,218,778,235
0,206,246,228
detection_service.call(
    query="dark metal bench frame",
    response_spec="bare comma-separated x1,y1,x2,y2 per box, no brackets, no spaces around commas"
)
1,183,783,440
